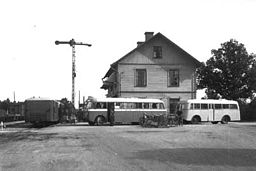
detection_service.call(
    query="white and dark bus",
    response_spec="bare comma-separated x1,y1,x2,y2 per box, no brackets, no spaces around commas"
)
176,99,240,124
85,97,167,125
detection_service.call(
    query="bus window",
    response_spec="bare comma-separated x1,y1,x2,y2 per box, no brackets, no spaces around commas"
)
126,103,133,109
115,102,120,109
119,102,125,109
190,103,194,109
201,104,208,110
223,104,229,109
152,103,157,109
130,103,136,109
143,103,149,109
194,103,200,109
86,101,93,109
230,104,238,109
215,104,222,109
96,102,106,109
159,103,164,109
135,103,142,109
96,103,101,109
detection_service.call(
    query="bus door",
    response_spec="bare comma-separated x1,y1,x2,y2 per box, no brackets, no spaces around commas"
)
107,102,115,122
213,104,223,121
208,104,215,121
200,103,210,121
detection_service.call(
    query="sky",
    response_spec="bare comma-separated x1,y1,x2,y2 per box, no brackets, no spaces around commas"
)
0,0,256,105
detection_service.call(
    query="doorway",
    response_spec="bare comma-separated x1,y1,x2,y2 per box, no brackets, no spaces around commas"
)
169,98,180,114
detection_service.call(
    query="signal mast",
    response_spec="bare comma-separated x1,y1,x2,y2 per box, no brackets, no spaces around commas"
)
55,39,91,106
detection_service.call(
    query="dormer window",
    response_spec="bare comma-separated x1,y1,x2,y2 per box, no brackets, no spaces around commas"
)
153,46,162,58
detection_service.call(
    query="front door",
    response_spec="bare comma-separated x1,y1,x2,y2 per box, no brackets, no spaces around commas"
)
169,98,180,114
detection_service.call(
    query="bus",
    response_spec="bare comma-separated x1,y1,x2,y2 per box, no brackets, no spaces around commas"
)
85,97,167,125
176,99,240,124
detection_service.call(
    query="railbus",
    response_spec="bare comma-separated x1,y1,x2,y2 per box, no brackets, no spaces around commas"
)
85,97,167,125
24,97,59,125
176,99,240,124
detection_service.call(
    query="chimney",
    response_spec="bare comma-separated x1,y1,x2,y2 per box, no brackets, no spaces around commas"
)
137,41,144,47
145,32,154,41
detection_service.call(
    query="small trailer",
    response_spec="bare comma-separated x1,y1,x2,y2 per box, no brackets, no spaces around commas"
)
24,97,59,124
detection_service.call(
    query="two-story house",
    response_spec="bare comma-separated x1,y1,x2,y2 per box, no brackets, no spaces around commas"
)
101,32,200,113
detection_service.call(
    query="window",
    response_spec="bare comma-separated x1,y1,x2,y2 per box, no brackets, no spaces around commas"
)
135,69,147,87
159,103,164,109
190,103,194,109
214,104,222,109
143,103,149,109
153,46,162,58
125,103,136,109
201,104,208,109
135,103,142,109
230,104,238,109
119,103,125,109
168,70,179,87
223,104,229,109
194,103,200,109
96,102,106,109
152,103,157,109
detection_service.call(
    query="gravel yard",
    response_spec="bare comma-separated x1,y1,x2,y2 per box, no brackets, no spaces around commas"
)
0,122,256,171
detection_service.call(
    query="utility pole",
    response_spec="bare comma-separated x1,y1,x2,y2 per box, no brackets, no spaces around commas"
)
13,91,16,102
55,39,91,106
78,90,80,108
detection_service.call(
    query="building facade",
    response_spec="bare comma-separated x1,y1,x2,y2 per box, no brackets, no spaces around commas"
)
101,32,200,113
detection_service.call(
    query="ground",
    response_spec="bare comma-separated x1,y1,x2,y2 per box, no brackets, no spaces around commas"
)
0,122,256,171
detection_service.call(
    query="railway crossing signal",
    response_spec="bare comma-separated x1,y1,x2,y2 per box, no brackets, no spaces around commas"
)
55,39,91,106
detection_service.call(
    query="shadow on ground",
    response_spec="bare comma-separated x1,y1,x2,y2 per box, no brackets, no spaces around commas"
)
131,148,256,167
5,122,57,129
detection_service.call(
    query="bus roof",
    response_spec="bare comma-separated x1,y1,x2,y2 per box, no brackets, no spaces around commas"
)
88,97,164,103
180,99,238,104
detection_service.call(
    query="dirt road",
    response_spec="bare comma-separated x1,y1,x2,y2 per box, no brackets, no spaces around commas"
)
0,122,256,171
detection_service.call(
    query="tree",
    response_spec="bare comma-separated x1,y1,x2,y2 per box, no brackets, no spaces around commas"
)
0,98,11,111
197,39,256,101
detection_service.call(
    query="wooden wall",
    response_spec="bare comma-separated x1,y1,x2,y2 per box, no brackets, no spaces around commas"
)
107,34,198,112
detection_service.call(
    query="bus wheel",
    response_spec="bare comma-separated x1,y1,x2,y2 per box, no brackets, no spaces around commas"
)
191,116,201,124
95,116,105,126
211,121,218,124
221,116,230,124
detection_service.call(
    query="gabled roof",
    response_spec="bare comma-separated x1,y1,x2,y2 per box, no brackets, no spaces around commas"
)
103,32,200,79
113,32,199,66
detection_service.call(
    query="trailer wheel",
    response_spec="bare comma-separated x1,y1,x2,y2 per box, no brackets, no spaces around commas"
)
95,116,105,126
